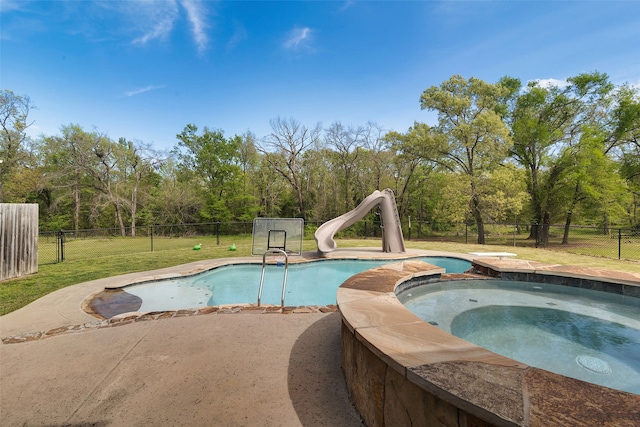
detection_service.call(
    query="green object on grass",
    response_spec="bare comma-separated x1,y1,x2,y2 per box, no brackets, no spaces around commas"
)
193,243,202,250
229,244,237,251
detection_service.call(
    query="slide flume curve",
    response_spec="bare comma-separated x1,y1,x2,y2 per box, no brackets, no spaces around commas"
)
314,189,406,254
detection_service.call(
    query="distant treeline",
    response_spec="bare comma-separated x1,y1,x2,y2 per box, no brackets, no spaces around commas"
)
1,71,639,245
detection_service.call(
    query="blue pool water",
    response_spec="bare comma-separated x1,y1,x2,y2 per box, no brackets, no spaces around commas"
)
124,257,470,311
398,280,640,395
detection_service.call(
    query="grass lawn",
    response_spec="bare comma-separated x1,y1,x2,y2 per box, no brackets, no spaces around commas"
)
1,236,639,316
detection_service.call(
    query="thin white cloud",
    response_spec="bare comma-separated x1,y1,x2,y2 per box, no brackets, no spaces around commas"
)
0,0,28,14
338,1,356,12
284,27,313,50
125,0,209,53
531,78,570,89
180,0,209,54
133,17,176,45
125,85,166,97
129,0,179,46
227,21,248,51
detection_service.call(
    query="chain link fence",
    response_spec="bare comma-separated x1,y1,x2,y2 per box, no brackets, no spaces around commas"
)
38,222,255,265
38,220,640,265
402,222,637,261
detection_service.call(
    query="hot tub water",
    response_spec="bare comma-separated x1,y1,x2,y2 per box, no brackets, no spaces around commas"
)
399,279,640,394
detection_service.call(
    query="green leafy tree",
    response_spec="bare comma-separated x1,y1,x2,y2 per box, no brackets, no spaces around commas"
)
145,159,203,225
481,164,529,224
233,131,261,221
418,75,515,243
608,85,640,226
386,126,435,219
173,124,245,222
510,72,616,245
40,125,103,231
0,90,35,202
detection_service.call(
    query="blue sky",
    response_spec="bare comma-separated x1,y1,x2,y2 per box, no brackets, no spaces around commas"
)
2,0,639,151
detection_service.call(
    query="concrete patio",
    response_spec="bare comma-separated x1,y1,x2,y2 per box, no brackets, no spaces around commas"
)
1,310,363,426
0,253,382,426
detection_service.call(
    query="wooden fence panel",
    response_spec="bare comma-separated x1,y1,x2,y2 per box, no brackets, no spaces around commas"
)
0,203,38,281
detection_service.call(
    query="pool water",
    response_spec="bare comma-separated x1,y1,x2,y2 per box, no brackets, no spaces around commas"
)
398,280,640,395
124,257,470,311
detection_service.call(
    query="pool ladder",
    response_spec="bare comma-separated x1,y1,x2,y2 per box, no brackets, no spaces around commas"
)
258,249,289,307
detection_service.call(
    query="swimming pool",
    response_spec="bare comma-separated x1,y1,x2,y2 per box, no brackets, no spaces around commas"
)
122,257,470,311
398,279,640,394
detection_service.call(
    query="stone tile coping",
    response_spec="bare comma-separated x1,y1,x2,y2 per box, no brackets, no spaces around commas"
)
471,258,640,284
337,259,640,427
469,251,517,259
2,304,338,344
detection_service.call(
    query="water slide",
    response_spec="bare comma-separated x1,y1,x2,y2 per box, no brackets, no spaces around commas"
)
315,189,406,254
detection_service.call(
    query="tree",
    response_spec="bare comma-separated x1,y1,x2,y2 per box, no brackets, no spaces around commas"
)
257,116,321,219
40,125,156,234
173,124,243,221
40,125,99,231
510,72,615,245
117,138,164,236
0,90,35,202
418,75,514,243
480,164,529,225
386,125,434,218
232,131,261,221
361,122,392,192
607,85,640,226
145,159,203,225
325,122,362,213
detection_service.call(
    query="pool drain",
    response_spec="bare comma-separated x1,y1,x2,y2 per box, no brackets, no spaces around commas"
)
576,355,612,375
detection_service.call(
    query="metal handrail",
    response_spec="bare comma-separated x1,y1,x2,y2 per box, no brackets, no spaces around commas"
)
258,249,289,307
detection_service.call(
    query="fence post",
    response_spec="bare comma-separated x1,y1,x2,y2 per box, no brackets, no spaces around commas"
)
150,225,154,252
465,223,468,244
619,228,622,260
216,222,220,245
57,230,65,262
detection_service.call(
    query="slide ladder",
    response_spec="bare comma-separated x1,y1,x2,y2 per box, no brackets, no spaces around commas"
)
257,249,289,307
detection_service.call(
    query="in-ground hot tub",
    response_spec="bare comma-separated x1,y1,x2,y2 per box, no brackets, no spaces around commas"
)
398,278,640,395
337,259,640,427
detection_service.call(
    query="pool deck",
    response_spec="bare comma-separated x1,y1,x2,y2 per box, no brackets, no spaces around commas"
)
2,248,639,426
0,248,434,427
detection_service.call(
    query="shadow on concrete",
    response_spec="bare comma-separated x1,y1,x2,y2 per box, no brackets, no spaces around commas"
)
287,312,364,426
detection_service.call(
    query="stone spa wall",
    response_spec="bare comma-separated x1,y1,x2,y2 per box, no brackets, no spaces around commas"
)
336,260,640,427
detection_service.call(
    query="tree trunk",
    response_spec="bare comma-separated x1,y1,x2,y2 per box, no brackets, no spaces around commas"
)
541,211,550,246
130,172,142,237
562,210,572,244
471,193,485,244
130,182,138,237
73,179,80,233
114,201,125,236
